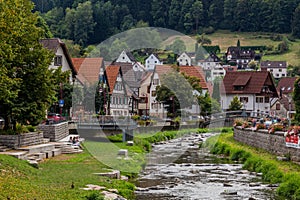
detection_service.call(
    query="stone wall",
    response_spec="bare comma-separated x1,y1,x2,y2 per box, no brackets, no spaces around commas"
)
234,127,300,162
38,122,69,142
0,132,44,149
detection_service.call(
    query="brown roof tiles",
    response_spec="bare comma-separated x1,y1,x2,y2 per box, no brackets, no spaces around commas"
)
106,65,121,95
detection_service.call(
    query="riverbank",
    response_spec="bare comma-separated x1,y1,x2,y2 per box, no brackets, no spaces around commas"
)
205,131,300,199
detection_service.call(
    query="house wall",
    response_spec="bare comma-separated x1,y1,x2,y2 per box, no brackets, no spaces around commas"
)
116,51,132,63
110,75,129,116
177,53,191,66
221,94,270,114
211,65,226,81
145,55,162,71
268,68,287,79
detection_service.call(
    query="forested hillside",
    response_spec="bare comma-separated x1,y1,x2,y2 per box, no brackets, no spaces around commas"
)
33,0,300,47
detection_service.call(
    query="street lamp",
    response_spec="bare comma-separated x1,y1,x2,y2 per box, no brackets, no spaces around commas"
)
288,98,292,126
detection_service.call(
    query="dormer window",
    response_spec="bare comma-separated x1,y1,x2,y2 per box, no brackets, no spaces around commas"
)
54,56,62,66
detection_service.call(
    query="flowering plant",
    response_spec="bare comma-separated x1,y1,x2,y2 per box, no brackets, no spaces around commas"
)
268,124,283,134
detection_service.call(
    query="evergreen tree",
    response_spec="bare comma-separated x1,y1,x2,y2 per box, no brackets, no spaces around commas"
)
228,96,242,111
292,3,300,38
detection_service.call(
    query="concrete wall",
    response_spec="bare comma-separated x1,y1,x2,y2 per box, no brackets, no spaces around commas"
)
0,132,44,149
38,122,69,142
234,127,300,162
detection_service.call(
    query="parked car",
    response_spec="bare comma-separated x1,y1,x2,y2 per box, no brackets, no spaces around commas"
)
47,113,65,122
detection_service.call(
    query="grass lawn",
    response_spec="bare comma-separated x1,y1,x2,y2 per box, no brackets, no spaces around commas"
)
162,30,300,66
0,144,138,200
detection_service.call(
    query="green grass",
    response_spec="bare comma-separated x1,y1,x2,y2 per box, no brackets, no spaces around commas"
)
162,30,300,66
0,148,136,200
205,131,300,199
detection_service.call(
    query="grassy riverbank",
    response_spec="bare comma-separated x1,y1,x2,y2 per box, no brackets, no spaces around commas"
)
205,132,300,199
0,127,233,199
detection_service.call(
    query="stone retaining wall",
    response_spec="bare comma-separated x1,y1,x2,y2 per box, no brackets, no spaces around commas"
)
38,122,69,142
0,132,44,149
234,127,300,162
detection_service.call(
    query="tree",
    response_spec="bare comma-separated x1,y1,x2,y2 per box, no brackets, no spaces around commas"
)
0,0,59,129
228,96,242,111
293,78,300,124
156,71,194,118
198,92,212,116
168,0,183,30
166,38,186,54
192,0,203,33
292,3,300,38
63,1,96,46
212,77,222,102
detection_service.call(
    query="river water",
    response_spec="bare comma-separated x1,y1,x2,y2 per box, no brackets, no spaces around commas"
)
134,132,278,200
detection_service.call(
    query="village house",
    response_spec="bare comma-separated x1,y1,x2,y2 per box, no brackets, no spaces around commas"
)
220,71,278,116
225,46,259,69
40,38,77,83
115,50,136,64
260,61,287,79
138,71,154,117
106,65,129,116
145,53,163,71
177,52,194,66
270,77,297,120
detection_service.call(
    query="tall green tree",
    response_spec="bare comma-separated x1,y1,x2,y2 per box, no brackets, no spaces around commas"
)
192,0,204,33
156,72,194,118
292,3,300,38
228,96,242,111
0,0,59,129
293,78,300,123
168,0,183,30
63,1,96,46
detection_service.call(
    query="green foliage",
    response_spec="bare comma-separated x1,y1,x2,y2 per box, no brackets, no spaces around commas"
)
0,0,61,129
277,174,300,199
293,78,300,123
228,96,242,111
166,38,186,54
84,192,104,200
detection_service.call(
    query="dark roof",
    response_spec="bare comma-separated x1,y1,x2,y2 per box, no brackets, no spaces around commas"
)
125,50,136,62
111,62,144,88
261,61,287,69
221,71,278,97
226,46,255,60
40,38,77,76
205,53,221,62
277,77,297,95
279,95,295,111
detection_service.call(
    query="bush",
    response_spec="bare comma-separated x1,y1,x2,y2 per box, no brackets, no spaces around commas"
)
26,125,36,132
277,174,300,199
15,123,29,134
84,191,104,200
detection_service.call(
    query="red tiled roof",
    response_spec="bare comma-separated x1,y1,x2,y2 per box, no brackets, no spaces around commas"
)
72,58,103,85
155,65,174,77
106,65,121,94
179,66,208,89
277,77,297,95
221,71,278,97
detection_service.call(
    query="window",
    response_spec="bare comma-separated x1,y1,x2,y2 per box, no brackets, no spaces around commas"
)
256,97,264,103
265,97,269,103
151,90,156,97
153,79,159,85
276,103,280,110
240,97,248,103
279,69,282,72
270,69,273,72
276,74,279,77
54,56,62,66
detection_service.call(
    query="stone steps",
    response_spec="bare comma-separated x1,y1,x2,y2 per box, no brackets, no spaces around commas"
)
0,145,11,152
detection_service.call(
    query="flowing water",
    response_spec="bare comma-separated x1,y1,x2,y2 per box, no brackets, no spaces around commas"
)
134,132,278,200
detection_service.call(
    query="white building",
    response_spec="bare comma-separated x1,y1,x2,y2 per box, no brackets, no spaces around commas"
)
260,61,287,79
115,50,136,64
177,52,193,66
220,71,278,116
145,54,163,71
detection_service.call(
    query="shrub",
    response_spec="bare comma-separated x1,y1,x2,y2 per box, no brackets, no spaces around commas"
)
277,174,300,199
15,123,29,134
26,125,36,132
233,118,244,127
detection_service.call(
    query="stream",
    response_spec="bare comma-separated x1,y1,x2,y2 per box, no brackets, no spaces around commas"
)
134,132,278,200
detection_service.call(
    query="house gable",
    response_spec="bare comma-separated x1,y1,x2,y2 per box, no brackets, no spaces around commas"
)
115,50,136,64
